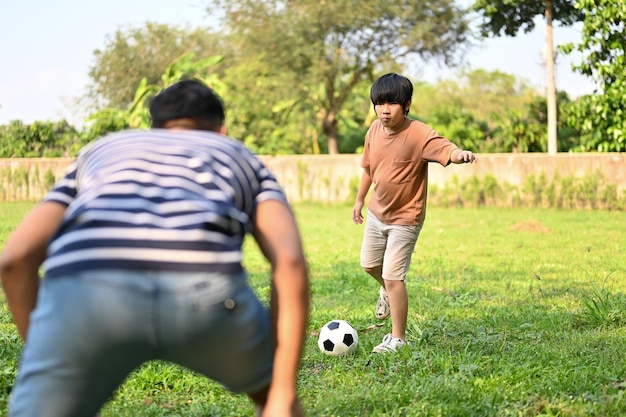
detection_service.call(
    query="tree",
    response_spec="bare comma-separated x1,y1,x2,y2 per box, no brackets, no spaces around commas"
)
86,23,224,111
85,52,226,138
0,120,79,157
416,68,538,125
413,69,581,152
471,0,584,154
560,0,626,152
210,0,471,154
421,104,489,152
414,68,538,152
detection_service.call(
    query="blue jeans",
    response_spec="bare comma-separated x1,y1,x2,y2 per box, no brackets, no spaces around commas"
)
9,270,273,417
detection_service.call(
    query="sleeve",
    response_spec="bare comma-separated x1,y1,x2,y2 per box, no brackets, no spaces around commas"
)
237,145,288,207
422,129,460,167
254,161,289,206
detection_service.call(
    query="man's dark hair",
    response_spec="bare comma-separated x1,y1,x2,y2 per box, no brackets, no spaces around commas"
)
149,79,225,130
370,73,413,115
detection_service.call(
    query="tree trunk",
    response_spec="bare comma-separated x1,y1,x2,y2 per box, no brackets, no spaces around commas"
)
327,132,339,154
545,0,558,154
322,110,339,154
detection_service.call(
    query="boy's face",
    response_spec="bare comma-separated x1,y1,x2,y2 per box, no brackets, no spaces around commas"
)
374,101,409,132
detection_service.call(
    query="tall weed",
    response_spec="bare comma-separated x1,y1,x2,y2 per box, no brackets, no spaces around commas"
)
430,170,624,211
577,272,626,329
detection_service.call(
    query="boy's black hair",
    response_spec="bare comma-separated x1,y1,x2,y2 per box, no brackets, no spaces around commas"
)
149,79,225,130
370,73,413,115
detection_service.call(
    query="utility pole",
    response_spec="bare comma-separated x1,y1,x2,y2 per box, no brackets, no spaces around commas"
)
545,0,558,154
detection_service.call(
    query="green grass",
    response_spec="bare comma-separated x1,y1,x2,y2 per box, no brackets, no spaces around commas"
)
1,202,626,416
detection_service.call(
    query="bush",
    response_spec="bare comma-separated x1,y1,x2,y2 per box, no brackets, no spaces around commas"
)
429,170,624,211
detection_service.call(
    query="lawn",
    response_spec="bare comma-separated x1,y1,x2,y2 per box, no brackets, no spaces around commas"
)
1,202,626,416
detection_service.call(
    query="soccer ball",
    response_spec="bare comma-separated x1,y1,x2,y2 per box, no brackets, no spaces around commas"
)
317,320,359,356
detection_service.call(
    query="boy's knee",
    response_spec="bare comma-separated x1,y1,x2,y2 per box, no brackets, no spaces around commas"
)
385,279,405,290
363,265,381,275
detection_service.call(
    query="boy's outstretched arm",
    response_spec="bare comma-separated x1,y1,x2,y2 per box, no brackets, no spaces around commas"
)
0,202,66,340
252,199,310,417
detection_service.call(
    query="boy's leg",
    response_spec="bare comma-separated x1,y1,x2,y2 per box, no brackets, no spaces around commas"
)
363,264,385,288
380,223,422,342
385,279,409,339
360,211,390,319
360,211,387,280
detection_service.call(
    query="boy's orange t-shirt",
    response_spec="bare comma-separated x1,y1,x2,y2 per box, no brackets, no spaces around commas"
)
361,118,459,226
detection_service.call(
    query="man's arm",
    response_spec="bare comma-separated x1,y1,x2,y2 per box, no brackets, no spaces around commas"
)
252,199,309,416
0,201,66,340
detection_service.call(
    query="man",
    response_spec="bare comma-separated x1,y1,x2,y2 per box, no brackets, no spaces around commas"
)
352,73,476,353
0,79,309,416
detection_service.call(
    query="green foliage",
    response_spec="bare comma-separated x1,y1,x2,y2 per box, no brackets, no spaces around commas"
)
211,0,472,153
85,52,226,135
0,120,79,158
559,0,626,152
0,66,583,156
80,108,130,144
0,303,20,405
43,169,56,190
86,23,224,110
4,0,621,157
415,69,538,125
489,109,545,152
415,70,580,153
238,92,323,155
471,0,584,36
576,273,626,329
470,0,586,154
419,105,489,153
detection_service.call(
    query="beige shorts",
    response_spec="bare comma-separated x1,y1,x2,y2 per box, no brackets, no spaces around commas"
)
360,210,422,281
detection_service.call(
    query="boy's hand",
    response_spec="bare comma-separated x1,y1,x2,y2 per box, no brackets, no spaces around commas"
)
352,201,365,224
452,150,477,164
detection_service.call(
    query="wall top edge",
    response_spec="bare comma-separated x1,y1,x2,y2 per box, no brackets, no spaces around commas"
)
0,153,624,163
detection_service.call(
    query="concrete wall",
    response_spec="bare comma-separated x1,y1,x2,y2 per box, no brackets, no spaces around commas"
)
0,158,74,202
259,153,626,204
1,154,625,203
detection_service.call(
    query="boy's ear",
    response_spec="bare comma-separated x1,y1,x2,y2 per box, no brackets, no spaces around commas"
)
405,100,412,115
219,124,228,135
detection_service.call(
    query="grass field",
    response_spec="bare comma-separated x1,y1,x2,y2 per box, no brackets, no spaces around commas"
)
1,202,626,416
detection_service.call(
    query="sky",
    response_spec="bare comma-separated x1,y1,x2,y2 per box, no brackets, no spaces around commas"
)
0,1,598,127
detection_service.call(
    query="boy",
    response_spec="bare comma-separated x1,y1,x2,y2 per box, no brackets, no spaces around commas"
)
352,73,476,353
0,79,309,416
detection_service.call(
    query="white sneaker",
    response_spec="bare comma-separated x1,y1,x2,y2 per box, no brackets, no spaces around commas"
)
372,333,407,353
375,287,390,320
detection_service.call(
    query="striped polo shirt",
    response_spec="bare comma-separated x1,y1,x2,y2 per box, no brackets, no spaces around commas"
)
41,129,287,278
